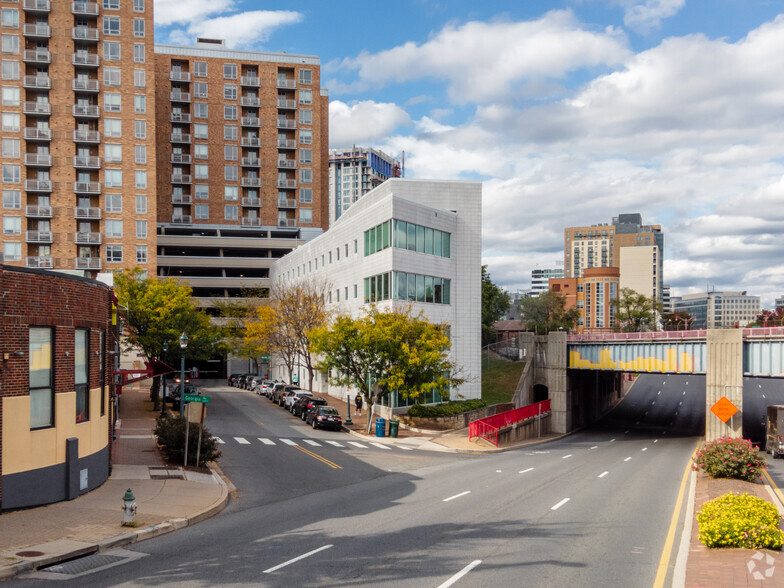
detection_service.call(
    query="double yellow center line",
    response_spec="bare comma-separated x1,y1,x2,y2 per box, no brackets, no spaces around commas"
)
293,445,342,469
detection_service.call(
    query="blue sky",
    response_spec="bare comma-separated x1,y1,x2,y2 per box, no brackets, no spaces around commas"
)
155,0,784,307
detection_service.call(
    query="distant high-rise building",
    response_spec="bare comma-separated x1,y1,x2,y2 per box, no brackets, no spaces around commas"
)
328,147,399,225
531,267,563,296
776,295,784,310
661,284,672,314
550,267,620,333
673,291,760,329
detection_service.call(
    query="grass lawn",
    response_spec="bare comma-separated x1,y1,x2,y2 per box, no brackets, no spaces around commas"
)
481,351,526,405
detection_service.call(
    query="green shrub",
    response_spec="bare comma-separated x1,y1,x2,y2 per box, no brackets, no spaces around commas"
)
692,437,766,482
697,492,784,549
407,399,488,418
154,414,221,467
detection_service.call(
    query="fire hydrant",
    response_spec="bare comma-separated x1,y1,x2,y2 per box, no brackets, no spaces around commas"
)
122,488,137,526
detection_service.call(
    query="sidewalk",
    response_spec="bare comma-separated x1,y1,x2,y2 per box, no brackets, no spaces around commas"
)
0,385,229,581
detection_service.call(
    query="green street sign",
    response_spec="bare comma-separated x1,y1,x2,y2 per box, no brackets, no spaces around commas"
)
260,356,271,360
184,394,210,404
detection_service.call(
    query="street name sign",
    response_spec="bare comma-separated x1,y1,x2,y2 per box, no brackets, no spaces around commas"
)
184,394,210,404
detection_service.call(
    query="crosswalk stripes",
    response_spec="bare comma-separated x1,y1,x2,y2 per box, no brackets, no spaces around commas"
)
235,437,251,445
280,438,298,446
347,441,368,448
258,438,275,445
215,437,225,444
325,440,344,447
302,439,322,447
399,446,413,451
369,442,391,450
213,435,416,452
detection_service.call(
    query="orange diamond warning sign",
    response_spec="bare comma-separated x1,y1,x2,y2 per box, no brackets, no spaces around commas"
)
711,396,739,423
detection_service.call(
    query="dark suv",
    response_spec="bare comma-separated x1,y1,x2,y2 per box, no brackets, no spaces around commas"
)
306,406,343,431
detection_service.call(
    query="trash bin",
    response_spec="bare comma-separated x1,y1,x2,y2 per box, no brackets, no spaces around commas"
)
388,419,399,438
375,418,386,437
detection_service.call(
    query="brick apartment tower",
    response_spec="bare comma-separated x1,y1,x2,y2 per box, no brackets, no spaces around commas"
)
0,0,157,275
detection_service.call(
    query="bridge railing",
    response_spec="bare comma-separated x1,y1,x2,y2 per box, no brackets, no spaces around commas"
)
469,399,551,446
569,330,707,342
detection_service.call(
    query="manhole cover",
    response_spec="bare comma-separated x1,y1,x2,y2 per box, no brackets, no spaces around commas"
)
40,554,126,575
16,551,44,557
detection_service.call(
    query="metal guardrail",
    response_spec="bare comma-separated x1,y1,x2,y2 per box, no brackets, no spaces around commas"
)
469,399,551,446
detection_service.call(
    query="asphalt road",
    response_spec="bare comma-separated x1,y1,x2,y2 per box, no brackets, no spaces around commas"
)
13,375,714,587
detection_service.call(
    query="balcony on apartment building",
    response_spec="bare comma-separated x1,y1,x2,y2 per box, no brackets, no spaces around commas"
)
73,104,100,118
277,118,297,129
26,256,53,268
277,179,297,189
73,129,100,143
24,153,52,167
171,153,192,164
172,193,192,204
169,70,191,82
25,179,53,192
74,231,101,245
71,1,99,15
74,206,101,219
72,78,99,93
171,174,192,184
75,257,101,270
170,91,191,103
240,116,260,127
277,98,296,110
170,132,192,143
241,197,261,207
171,215,192,225
241,217,261,226
23,101,51,116
72,27,99,42
240,96,260,108
25,230,53,243
72,53,100,68
277,197,297,209
170,112,192,124
241,156,261,167
277,79,296,90
22,23,51,39
22,49,50,64
22,0,51,13
278,218,297,227
73,155,101,169
25,205,52,218
240,76,261,87
277,159,296,169
25,128,52,141
74,181,101,194
23,75,51,90
241,136,261,147
277,138,296,149
240,177,261,187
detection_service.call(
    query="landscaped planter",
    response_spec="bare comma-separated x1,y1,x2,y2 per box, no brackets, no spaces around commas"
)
400,403,514,431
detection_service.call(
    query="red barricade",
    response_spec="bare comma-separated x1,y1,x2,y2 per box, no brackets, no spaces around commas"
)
468,399,551,446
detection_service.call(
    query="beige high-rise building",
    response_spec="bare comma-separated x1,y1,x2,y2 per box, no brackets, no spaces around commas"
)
619,245,659,300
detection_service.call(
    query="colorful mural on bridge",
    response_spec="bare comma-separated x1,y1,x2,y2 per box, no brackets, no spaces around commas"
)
569,347,698,373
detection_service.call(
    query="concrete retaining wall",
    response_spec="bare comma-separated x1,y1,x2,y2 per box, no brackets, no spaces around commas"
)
497,413,551,446
397,403,515,431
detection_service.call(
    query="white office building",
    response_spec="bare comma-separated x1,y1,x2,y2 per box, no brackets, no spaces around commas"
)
271,178,482,406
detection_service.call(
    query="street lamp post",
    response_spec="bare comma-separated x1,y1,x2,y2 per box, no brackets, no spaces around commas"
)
161,341,168,418
179,332,188,417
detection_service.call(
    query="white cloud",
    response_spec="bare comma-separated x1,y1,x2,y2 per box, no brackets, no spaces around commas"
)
335,10,630,103
623,0,685,34
329,101,411,148
159,10,302,49
154,0,235,27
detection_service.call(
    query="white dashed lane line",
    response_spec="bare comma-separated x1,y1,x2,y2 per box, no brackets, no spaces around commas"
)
519,468,534,474
624,457,632,462
443,491,471,502
551,498,570,510
598,471,609,478
562,454,572,459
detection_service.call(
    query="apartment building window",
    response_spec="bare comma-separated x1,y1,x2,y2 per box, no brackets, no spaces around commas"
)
299,188,312,203
224,145,237,160
135,170,147,188
299,208,312,223
194,164,208,180
0,111,18,132
133,18,145,37
1,86,19,105
299,129,312,144
2,163,20,183
194,123,208,139
106,244,122,262
104,143,121,162
223,105,237,120
30,327,54,429
299,169,312,184
225,205,238,220
133,44,145,63
104,93,121,112
136,220,147,238
299,149,312,164
134,69,145,87
75,329,89,423
223,84,237,100
105,219,122,238
134,119,146,138
224,165,237,181
135,194,146,213
223,125,237,140
299,89,312,105
2,137,19,156
136,245,147,263
103,118,122,139
1,60,19,79
2,189,20,209
104,41,120,61
135,144,146,164
3,216,20,234
104,67,121,86
193,82,207,97
103,17,120,35
133,0,145,11
194,144,208,159
105,193,122,212
223,64,237,79
299,110,312,125
103,0,119,8
1,9,19,28
299,69,312,84
194,103,208,118
194,205,208,220
194,61,207,77
1,34,18,54
224,186,238,200
194,184,208,199
3,241,20,260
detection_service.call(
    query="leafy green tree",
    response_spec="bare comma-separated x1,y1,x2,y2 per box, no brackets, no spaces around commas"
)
614,287,663,332
114,268,219,409
518,291,579,335
310,306,463,432
481,266,511,345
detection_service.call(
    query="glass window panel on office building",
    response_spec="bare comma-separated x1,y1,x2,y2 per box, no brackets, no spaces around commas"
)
30,327,53,429
75,330,88,422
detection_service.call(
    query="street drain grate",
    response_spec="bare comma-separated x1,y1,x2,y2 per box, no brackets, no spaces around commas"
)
40,554,126,575
148,466,185,479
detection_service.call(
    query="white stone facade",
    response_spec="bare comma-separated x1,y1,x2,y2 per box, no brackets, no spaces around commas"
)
270,178,482,404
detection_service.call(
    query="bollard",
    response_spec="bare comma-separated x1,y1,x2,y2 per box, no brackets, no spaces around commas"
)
121,488,137,525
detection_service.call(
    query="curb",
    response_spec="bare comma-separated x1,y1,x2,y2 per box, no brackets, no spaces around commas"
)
0,463,232,581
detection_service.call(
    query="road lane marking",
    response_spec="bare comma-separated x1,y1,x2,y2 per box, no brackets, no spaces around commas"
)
654,439,658,443
214,437,225,444
280,438,298,446
303,439,322,447
325,440,344,447
443,491,471,502
263,544,333,574
292,445,342,469
234,437,250,445
642,448,648,452
399,446,413,451
370,442,391,450
590,446,598,449
348,441,368,448
551,498,570,510
258,438,275,445
598,471,609,478
624,457,632,462
437,560,481,588
519,468,534,474
562,454,572,459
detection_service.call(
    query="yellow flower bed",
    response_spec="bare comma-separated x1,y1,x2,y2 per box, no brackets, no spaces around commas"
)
697,492,784,549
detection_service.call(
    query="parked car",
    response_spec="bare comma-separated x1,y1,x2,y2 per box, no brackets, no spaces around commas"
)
259,380,275,397
238,374,253,389
294,396,328,419
248,375,262,392
277,386,301,407
306,406,343,431
285,390,312,411
272,383,297,405
227,373,242,387
269,382,287,402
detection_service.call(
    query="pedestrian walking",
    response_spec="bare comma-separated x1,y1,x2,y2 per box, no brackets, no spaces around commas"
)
355,393,363,416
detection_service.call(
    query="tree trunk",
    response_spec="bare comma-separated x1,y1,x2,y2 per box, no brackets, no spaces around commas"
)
151,375,160,412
